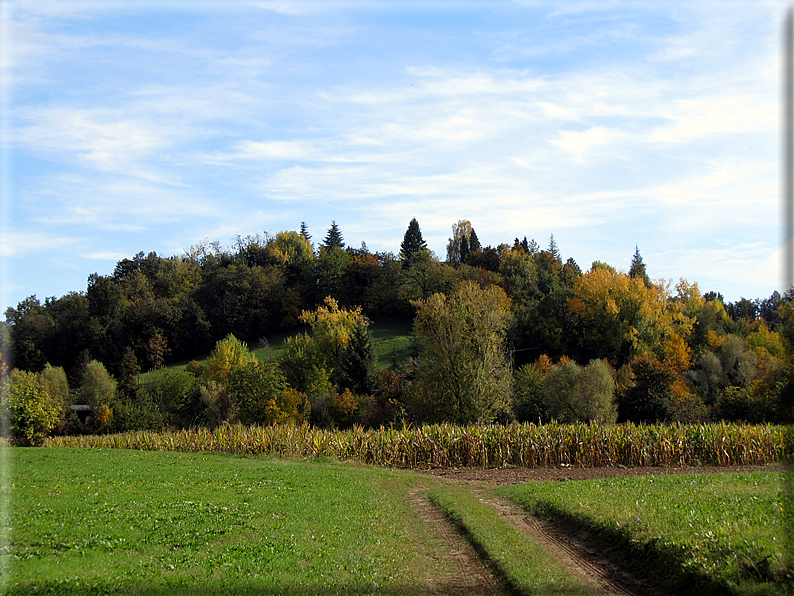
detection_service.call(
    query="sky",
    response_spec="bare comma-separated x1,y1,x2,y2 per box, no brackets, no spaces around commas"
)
0,0,788,313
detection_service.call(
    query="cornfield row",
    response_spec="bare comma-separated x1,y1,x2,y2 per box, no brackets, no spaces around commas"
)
45,422,792,468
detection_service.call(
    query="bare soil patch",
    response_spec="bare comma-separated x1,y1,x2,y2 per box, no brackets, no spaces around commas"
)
418,463,786,485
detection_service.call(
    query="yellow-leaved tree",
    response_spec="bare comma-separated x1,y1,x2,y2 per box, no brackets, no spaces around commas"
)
203,334,257,383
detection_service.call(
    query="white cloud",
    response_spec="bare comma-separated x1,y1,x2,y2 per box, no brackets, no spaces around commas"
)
0,231,74,257
550,126,626,162
649,96,776,143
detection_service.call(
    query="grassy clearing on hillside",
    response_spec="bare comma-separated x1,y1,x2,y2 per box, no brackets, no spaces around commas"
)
151,317,414,382
428,485,590,595
499,471,793,595
3,448,457,595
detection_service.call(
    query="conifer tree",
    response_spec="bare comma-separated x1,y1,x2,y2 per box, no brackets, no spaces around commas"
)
548,233,561,262
322,221,345,250
338,320,378,395
629,245,652,288
299,221,311,242
468,228,481,253
399,218,428,266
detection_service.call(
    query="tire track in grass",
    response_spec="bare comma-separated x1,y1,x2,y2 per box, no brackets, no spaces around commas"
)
406,488,502,596
474,490,665,596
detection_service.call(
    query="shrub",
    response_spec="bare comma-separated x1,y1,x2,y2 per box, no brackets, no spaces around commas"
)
6,369,61,446
226,361,308,426
542,359,616,424
513,362,548,422
39,364,70,424
203,334,256,383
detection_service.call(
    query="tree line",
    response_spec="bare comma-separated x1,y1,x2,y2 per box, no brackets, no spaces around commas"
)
1,218,792,444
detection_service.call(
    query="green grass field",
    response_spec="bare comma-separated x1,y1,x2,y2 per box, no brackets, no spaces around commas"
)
5,446,791,595
3,448,456,595
499,471,793,595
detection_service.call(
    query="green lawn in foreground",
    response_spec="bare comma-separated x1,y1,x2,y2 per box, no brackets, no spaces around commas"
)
3,448,455,595
498,471,792,596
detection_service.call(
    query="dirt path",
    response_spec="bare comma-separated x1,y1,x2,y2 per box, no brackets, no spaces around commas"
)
409,464,785,595
407,488,502,595
472,489,662,596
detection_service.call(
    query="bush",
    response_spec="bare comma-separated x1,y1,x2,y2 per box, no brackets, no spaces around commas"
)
226,361,308,425
140,368,201,428
542,359,616,423
513,362,548,423
5,369,61,446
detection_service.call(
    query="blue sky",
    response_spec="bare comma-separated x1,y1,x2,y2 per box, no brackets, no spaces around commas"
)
0,0,786,311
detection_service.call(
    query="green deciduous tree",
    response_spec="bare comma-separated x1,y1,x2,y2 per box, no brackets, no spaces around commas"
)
5,369,61,446
227,361,308,425
543,358,616,423
410,282,512,423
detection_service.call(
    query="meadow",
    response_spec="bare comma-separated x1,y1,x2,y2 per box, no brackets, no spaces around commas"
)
3,448,457,595
4,441,792,595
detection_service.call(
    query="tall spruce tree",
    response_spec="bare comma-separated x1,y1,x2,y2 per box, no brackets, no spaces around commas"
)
338,320,378,395
322,221,345,250
299,221,311,242
629,245,651,288
399,218,428,266
548,233,561,262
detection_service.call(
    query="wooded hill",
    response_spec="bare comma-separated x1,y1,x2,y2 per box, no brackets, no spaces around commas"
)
2,218,792,438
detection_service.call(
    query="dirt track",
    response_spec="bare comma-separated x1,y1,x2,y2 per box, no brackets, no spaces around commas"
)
410,464,787,595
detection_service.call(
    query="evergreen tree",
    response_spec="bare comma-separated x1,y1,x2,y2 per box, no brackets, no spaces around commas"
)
299,221,311,242
468,228,481,253
629,245,651,288
548,233,561,262
460,236,470,264
521,236,529,253
322,221,345,250
338,320,378,395
399,218,428,266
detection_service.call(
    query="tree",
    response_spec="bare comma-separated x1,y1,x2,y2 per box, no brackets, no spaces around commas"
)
80,360,117,412
338,320,378,395
411,282,513,424
300,221,312,242
280,297,370,397
629,245,651,288
227,361,308,425
619,355,675,422
542,358,616,423
4,369,61,446
468,228,481,254
39,364,69,424
399,218,428,267
203,334,257,383
322,221,345,250
548,234,561,262
446,220,473,265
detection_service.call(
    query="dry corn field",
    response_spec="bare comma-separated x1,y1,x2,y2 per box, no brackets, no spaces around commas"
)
46,422,791,468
